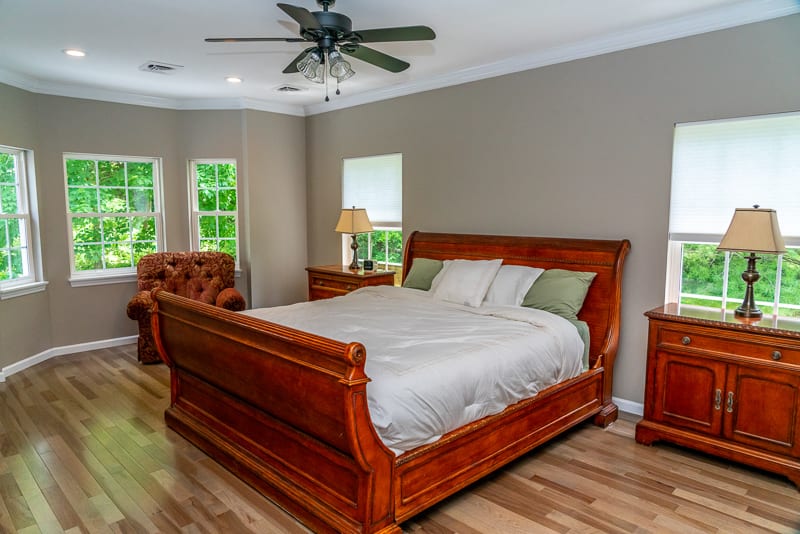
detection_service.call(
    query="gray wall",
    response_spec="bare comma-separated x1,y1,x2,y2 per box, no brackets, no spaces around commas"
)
0,95,306,368
0,84,51,362
306,15,800,404
2,14,798,407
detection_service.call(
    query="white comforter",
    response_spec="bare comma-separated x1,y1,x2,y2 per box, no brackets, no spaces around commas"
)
243,285,584,453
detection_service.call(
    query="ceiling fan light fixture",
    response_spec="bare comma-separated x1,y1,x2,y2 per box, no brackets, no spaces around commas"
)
328,49,353,80
309,63,325,84
297,49,321,79
334,65,355,82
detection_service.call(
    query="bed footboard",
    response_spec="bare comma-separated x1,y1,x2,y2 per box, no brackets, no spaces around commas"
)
151,289,398,534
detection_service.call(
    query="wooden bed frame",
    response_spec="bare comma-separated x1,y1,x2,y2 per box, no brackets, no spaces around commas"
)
151,231,630,533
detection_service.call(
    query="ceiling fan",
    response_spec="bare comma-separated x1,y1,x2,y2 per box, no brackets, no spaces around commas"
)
205,0,436,99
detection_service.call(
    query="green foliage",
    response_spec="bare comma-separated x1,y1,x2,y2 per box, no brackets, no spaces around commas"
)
357,230,403,266
197,214,237,260
66,159,96,186
681,243,800,317
65,157,158,271
193,162,238,261
196,162,237,213
0,152,19,214
127,162,153,187
98,161,125,187
0,153,15,183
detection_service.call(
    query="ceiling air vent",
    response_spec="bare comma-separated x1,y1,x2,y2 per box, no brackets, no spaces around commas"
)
276,85,305,93
138,61,184,75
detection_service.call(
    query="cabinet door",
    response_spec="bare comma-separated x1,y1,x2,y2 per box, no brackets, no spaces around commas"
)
652,351,727,435
724,365,800,456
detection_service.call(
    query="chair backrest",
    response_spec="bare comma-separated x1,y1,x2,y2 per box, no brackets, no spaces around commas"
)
136,252,235,305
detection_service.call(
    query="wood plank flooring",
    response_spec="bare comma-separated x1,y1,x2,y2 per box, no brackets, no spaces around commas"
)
1,345,798,533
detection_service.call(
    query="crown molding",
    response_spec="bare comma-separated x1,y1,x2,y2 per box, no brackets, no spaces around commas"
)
0,0,797,118
304,0,800,115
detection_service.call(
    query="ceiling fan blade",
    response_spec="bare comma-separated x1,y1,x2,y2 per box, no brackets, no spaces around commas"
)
277,3,321,31
205,37,307,43
340,44,410,73
282,47,316,73
350,26,435,43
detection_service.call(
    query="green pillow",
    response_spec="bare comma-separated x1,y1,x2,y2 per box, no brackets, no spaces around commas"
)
402,258,444,290
522,269,597,320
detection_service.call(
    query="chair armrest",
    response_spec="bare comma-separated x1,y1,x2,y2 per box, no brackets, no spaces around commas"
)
127,291,153,320
216,287,246,311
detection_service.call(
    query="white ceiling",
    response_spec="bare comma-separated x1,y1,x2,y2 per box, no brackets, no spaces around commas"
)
1,0,797,116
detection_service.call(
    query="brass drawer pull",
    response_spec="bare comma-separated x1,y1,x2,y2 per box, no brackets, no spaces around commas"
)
347,284,355,290
317,280,325,286
772,350,782,361
726,391,734,413
681,336,691,345
714,389,722,411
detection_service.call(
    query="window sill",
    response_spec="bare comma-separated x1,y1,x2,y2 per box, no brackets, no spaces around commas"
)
0,281,49,300
69,272,137,287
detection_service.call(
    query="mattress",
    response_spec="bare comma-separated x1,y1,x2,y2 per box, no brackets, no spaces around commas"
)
243,285,584,453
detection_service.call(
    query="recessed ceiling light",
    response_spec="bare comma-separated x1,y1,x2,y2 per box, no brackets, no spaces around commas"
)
63,49,86,57
225,76,243,84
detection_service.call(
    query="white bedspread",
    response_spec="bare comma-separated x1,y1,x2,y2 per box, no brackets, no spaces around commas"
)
243,285,584,454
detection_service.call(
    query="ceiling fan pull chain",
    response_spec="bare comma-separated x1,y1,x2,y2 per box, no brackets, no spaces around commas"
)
324,49,330,102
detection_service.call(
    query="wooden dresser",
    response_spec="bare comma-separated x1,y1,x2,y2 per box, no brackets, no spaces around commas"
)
306,264,396,301
636,304,800,488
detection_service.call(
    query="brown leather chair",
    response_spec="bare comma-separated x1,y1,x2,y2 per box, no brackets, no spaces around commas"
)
126,251,246,363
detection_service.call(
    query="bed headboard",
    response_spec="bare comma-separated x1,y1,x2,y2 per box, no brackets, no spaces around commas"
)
402,231,631,369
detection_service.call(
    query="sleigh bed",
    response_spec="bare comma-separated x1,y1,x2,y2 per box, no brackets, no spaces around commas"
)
152,231,630,533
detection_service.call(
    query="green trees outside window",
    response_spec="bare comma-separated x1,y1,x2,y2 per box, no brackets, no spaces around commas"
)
65,156,161,273
191,161,238,262
680,243,800,317
356,229,403,269
0,150,29,282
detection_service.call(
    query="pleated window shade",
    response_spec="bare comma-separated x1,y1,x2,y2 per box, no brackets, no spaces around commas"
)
669,112,800,246
342,153,402,228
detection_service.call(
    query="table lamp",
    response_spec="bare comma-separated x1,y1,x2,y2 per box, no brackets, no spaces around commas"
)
335,206,373,270
717,206,786,318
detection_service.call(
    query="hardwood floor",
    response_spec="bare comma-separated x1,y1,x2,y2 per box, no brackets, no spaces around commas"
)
1,345,798,533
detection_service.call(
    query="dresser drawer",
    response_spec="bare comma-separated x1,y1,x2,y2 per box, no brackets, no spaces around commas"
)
309,275,359,293
658,326,800,365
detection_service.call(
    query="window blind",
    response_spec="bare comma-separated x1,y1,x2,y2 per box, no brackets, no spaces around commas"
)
342,153,402,228
669,112,800,245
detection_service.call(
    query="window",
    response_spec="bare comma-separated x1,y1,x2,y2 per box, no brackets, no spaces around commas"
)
189,160,239,264
667,112,800,318
342,154,402,274
64,154,163,284
0,145,45,298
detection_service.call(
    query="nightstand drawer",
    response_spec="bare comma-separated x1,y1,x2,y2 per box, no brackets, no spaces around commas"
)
310,275,359,292
306,265,396,301
658,326,800,365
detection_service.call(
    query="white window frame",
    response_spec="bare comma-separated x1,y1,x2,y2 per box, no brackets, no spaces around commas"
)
0,145,46,299
188,159,240,268
341,153,403,268
666,112,800,319
64,153,165,287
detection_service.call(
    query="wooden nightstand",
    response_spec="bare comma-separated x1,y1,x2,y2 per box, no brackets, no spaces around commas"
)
636,304,800,488
306,265,396,301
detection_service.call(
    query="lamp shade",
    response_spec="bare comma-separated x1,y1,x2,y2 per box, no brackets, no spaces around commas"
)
717,207,786,254
335,208,373,234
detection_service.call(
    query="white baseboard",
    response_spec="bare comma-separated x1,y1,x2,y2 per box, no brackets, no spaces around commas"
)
0,335,137,382
614,396,644,417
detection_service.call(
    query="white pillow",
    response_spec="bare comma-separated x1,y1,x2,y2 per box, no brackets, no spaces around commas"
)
483,265,545,306
430,259,503,307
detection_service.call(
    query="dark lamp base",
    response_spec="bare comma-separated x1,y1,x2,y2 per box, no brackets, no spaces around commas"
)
734,306,762,319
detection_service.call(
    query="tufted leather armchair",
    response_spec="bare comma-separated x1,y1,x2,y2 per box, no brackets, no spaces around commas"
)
126,251,246,363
